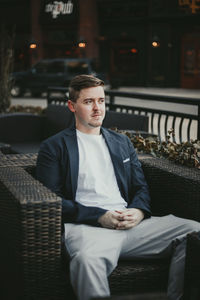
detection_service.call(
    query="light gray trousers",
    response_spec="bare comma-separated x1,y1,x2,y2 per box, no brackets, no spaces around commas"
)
64,214,200,300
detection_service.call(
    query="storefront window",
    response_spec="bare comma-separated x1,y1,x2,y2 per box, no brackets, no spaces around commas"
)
184,46,195,75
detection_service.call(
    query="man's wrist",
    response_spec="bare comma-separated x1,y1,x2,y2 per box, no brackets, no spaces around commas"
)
98,211,108,225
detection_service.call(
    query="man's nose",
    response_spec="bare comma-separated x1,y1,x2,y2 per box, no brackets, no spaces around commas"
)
93,101,100,109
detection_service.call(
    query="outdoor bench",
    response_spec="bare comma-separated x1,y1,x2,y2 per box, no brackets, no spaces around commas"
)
0,104,149,154
0,152,199,300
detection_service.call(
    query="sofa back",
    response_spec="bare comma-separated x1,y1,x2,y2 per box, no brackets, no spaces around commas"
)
103,110,148,131
43,105,149,138
0,113,44,143
0,106,149,154
43,104,75,139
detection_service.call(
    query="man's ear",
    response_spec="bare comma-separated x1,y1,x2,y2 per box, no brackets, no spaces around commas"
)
68,100,76,112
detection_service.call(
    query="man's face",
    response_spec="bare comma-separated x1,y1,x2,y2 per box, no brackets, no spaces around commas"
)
68,86,105,134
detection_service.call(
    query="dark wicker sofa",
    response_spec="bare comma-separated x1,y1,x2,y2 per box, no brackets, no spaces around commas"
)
0,104,148,154
0,153,199,300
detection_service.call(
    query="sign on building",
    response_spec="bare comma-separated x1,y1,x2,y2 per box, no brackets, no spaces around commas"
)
45,1,73,18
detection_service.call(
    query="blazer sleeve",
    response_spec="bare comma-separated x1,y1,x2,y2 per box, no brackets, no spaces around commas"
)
36,140,107,226
126,136,151,218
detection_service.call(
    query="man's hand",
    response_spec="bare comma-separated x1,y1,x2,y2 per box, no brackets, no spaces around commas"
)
115,208,144,230
98,211,122,229
98,208,144,230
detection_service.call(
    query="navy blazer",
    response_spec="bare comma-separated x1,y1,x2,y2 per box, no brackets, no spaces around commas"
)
36,126,151,226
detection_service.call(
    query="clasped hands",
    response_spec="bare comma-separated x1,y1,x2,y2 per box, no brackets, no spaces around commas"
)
98,208,144,230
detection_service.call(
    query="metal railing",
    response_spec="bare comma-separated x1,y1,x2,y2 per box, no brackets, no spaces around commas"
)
105,90,200,143
47,87,200,143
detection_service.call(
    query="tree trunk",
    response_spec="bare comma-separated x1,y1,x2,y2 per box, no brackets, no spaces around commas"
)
0,25,15,112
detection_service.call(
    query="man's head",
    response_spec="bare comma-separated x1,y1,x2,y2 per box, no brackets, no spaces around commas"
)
69,74,104,102
68,75,105,134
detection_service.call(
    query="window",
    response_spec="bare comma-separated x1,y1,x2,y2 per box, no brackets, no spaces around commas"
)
34,62,49,74
47,61,65,73
67,61,89,74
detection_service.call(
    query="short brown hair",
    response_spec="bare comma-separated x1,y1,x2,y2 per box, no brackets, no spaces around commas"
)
69,74,104,102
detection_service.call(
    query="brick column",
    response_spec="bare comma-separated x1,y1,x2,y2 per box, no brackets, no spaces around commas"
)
78,0,99,60
30,0,44,65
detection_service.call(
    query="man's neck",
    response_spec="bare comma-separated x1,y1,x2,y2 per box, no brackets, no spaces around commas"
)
76,126,101,135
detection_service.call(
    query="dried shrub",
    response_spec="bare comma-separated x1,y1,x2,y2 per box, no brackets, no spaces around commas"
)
7,105,44,115
116,128,200,170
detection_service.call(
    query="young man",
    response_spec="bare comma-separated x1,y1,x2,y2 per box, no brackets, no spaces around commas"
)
36,75,200,300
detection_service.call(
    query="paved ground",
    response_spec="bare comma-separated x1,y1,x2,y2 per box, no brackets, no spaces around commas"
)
119,86,200,98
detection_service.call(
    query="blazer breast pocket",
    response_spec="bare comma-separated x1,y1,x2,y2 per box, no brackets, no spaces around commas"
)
123,158,131,173
123,157,130,164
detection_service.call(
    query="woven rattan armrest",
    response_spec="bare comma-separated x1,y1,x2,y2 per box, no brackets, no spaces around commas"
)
0,152,38,167
0,166,67,300
140,157,200,222
183,232,200,300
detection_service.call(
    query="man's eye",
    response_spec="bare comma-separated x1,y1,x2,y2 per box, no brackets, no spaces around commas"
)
99,99,105,103
85,100,92,104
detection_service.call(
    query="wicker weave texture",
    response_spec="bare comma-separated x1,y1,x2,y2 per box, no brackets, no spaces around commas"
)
140,158,200,222
0,166,66,299
0,153,37,167
0,155,199,299
109,259,169,295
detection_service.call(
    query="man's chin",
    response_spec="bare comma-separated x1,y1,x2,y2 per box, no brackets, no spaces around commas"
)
88,121,102,128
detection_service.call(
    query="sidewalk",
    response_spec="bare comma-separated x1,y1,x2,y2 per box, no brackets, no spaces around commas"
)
118,86,200,98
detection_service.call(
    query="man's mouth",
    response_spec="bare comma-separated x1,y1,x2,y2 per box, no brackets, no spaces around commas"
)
92,114,101,117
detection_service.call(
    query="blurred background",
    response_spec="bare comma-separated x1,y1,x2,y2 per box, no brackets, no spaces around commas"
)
0,0,200,90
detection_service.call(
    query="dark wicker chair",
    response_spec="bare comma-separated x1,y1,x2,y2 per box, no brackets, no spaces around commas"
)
0,153,199,300
183,232,200,300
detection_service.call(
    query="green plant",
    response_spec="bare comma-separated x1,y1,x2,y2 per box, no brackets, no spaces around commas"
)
118,128,200,170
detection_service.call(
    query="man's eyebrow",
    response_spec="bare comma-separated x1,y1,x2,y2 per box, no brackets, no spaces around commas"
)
83,98,93,102
83,97,105,101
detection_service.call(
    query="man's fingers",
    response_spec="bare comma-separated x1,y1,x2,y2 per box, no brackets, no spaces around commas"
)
116,218,139,228
120,215,135,222
116,221,137,230
98,210,143,230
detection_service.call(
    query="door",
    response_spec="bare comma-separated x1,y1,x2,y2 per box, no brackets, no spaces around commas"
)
181,35,200,89
109,39,139,87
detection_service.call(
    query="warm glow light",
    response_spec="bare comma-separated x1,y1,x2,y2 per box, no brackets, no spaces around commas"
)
19,53,24,59
78,42,86,48
131,48,138,53
152,41,160,48
30,43,37,49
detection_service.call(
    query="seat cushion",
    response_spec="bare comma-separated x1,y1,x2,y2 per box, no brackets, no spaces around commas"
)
109,259,169,295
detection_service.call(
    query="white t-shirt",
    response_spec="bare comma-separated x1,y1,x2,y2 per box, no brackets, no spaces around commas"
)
75,130,127,211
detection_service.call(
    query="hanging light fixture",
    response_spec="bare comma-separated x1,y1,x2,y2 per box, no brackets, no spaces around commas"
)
152,35,160,48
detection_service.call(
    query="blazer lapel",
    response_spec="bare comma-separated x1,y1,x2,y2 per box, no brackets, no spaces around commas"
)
102,128,126,197
63,128,79,199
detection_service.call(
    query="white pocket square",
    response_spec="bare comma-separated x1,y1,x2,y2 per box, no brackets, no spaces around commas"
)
123,158,130,163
